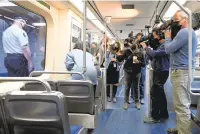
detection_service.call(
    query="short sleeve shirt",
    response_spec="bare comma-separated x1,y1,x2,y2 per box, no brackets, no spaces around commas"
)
2,25,29,54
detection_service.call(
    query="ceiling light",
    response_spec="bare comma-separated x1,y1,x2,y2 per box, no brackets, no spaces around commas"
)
163,0,187,20
32,23,46,26
69,0,113,38
105,16,112,24
0,1,16,7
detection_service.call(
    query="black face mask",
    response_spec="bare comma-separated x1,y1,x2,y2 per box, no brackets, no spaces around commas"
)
150,38,160,50
171,22,182,40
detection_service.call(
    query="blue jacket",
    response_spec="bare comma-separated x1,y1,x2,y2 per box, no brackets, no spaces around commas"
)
145,41,170,72
164,28,197,69
65,49,98,85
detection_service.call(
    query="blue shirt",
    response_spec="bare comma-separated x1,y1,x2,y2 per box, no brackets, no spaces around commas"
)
65,49,98,85
145,41,170,71
164,28,197,69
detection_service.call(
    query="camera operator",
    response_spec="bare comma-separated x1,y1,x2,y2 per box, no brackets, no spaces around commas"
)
117,41,145,110
163,9,198,134
140,28,170,124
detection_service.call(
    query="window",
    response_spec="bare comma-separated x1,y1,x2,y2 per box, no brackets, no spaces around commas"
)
0,1,46,77
195,29,200,68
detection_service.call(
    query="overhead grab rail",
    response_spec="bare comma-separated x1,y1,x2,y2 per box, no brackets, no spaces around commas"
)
173,0,199,96
0,77,51,92
29,71,85,80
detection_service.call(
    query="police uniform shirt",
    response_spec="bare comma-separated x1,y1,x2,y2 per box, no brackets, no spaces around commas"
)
2,25,29,54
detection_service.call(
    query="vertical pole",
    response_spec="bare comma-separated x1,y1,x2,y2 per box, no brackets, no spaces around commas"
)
172,1,198,96
82,0,87,73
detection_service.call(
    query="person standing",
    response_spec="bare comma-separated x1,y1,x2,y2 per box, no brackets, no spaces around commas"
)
2,17,33,77
141,28,170,123
164,9,197,134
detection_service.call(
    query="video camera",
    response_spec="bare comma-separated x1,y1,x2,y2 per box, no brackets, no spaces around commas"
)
138,20,173,50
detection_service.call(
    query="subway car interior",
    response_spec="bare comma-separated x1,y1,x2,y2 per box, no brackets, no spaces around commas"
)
0,0,200,134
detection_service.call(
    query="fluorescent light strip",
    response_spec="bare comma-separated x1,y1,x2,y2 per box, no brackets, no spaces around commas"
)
163,0,187,20
0,1,17,7
69,0,113,38
32,23,46,26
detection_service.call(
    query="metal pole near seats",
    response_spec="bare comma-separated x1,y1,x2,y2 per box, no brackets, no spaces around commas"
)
0,77,51,92
145,64,153,118
29,71,86,80
82,0,87,74
173,0,199,96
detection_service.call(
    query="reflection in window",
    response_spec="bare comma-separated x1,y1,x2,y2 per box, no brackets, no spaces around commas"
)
0,1,46,76
195,29,200,68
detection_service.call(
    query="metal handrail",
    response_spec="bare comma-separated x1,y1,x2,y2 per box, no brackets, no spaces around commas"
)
82,0,87,74
29,71,85,80
173,1,199,96
0,77,51,92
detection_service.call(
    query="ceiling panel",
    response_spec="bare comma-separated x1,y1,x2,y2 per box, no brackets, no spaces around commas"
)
95,1,166,39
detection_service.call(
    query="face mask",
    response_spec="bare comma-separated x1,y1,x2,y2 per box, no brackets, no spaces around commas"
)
150,38,160,50
171,22,182,40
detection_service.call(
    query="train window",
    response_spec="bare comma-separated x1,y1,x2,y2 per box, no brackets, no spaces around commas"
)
195,29,200,68
0,1,46,77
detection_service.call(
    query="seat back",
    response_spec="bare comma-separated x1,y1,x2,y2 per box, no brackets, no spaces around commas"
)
57,80,94,115
4,91,70,134
21,80,57,91
0,88,18,134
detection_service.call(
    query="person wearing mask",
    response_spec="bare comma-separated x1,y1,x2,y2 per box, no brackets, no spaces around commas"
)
117,42,145,110
65,41,98,93
164,9,197,134
135,32,146,105
90,42,98,56
106,42,121,103
2,17,33,77
140,28,170,123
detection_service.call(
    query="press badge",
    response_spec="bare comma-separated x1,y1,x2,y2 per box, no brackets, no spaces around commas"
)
113,63,116,68
133,56,137,63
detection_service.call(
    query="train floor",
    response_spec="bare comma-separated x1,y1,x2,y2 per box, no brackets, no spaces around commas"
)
92,84,200,134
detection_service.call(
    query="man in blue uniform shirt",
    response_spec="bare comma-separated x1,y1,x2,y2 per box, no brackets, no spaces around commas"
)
2,17,33,77
140,28,170,123
164,9,197,134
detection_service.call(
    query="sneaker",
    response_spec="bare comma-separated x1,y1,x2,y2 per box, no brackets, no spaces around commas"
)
107,97,112,102
113,97,117,103
124,103,128,110
167,128,178,134
135,102,140,110
140,98,145,105
143,117,160,124
129,97,134,104
160,115,169,122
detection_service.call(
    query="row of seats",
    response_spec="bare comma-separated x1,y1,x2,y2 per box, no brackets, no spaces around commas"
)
21,80,95,115
0,78,97,134
0,88,71,134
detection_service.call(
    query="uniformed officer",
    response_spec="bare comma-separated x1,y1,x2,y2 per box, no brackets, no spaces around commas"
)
2,17,33,77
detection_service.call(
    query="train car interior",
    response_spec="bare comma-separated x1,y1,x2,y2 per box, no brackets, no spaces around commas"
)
0,0,200,134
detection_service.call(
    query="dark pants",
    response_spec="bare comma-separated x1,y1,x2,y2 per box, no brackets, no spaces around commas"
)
4,54,29,77
93,85,96,97
124,71,141,103
107,85,117,98
140,67,146,99
131,67,146,99
151,71,169,120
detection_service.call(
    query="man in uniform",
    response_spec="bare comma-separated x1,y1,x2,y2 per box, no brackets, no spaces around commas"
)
2,17,33,77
